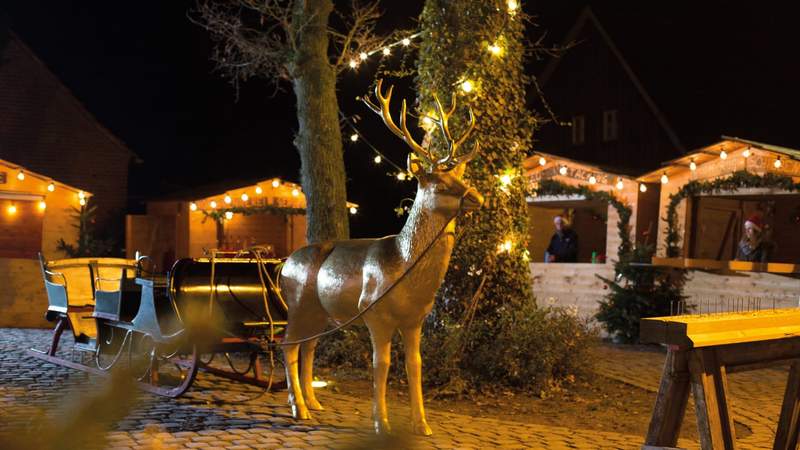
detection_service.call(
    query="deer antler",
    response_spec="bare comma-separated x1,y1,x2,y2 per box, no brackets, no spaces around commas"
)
429,93,477,169
362,79,434,164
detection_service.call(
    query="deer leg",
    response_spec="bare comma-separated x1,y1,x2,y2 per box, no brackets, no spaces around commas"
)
369,326,394,434
401,325,432,436
283,342,311,420
300,338,323,411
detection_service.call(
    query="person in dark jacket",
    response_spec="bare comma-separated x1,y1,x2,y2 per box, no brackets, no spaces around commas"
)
735,215,773,262
546,215,579,262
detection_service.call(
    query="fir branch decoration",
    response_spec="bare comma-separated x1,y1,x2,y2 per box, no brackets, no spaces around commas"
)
664,170,800,256
202,205,306,222
533,179,633,259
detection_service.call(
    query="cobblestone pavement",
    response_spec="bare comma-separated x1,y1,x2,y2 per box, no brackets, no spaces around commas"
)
0,329,779,449
594,345,790,450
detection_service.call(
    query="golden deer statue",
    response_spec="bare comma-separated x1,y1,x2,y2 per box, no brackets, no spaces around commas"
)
280,80,483,436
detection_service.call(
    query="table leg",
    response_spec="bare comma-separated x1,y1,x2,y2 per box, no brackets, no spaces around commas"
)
690,348,737,450
645,349,691,447
774,360,800,450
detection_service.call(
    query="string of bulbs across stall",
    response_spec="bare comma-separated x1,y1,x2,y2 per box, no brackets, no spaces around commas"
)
2,164,88,217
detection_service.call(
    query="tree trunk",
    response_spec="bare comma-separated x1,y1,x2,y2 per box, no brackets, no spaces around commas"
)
291,0,350,244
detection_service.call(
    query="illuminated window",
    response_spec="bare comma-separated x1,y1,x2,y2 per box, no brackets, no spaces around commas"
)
571,115,585,146
602,109,618,142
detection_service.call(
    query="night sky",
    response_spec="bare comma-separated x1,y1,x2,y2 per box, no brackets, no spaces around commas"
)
3,0,798,237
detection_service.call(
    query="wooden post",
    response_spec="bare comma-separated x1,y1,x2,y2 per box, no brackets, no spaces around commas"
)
774,360,800,450
689,348,737,450
645,348,691,447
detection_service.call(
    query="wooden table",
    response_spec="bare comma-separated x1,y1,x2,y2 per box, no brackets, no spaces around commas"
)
640,309,800,450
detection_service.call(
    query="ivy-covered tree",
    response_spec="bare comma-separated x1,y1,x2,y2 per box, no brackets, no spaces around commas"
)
416,0,537,385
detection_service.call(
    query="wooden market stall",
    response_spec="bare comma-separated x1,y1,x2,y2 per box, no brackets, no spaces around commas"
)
0,158,90,327
638,136,800,309
126,177,359,271
524,152,659,317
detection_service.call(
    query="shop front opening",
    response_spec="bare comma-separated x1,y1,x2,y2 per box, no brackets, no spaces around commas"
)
528,199,608,263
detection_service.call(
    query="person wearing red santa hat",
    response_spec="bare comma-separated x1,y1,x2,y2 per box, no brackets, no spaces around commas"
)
735,214,773,262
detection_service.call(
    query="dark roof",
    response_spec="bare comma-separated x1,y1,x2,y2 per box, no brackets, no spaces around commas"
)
529,1,800,151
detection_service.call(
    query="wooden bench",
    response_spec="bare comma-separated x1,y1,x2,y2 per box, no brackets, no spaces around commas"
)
38,253,140,355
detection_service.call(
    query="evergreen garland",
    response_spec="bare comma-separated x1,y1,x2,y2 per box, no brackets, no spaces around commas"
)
534,178,633,259
665,170,800,256
202,205,306,222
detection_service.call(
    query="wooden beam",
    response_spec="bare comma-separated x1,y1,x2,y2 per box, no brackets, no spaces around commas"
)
645,349,691,447
774,361,800,450
689,349,737,449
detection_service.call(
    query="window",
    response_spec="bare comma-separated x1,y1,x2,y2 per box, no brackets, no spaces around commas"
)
527,199,608,264
571,115,585,145
603,109,618,142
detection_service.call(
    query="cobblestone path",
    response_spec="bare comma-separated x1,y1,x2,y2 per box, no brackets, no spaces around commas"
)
1,329,783,449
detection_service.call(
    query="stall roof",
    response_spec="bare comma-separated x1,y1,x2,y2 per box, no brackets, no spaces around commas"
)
525,151,642,181
0,158,91,196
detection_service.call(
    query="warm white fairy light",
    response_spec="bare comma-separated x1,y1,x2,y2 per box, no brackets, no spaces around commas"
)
359,52,368,61
190,202,198,211
349,59,357,69
507,0,519,14
461,80,474,93
350,133,359,142
241,193,249,202
382,47,391,56
47,182,55,192
499,173,513,187
79,198,86,206
497,239,514,253
639,183,647,193
402,38,411,46
374,155,382,164
559,165,568,176
225,211,234,220
396,172,407,181
7,204,17,215
38,201,46,211
349,206,358,215
538,156,546,166
16,170,24,181
720,149,728,160
224,194,232,204
78,191,85,200
488,43,502,56
589,175,597,185
272,179,281,188
255,185,263,194
661,172,669,184
689,159,697,171
615,178,624,190
311,380,328,388
775,156,782,168
742,147,751,158
291,188,300,197
210,200,218,209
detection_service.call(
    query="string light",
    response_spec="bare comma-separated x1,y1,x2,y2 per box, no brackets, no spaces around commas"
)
488,43,503,56
396,172,407,181
661,172,669,184
7,204,17,215
559,165,568,176
350,133,359,142
291,188,300,197
720,150,727,160
349,59,357,69
38,201,47,211
241,193,249,202
538,156,546,166
224,194,232,204
225,211,234,220
588,175,597,185
689,159,697,171
47,182,55,192
349,206,358,215
16,170,24,181
210,200,218,209
461,80,474,93
359,52,368,61
402,38,411,46
373,155,382,164
615,178,624,190
507,0,519,14
255,185,263,194
190,202,198,211
497,239,514,253
272,179,281,188
775,156,782,168
78,191,85,200
742,146,751,158
79,198,86,206
639,183,647,193
382,47,391,56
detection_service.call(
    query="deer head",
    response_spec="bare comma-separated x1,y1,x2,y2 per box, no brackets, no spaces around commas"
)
363,80,484,214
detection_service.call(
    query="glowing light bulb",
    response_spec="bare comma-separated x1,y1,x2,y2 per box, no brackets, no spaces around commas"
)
349,207,357,215
373,155,382,164
7,204,17,214
640,183,647,193
291,188,300,197
461,80,474,93
47,182,55,192
616,179,624,190
775,157,782,169
311,380,328,388
689,159,697,171
396,172,407,181
350,133,359,142
661,173,669,184
382,47,391,56
538,156,546,166
743,147,751,158
559,165,568,176
190,202,198,211
498,239,514,253
79,198,86,206
224,194,232,204
349,59,357,69
589,175,597,185
210,200,218,209
78,191,85,200
16,170,24,181
241,193,249,202
720,150,728,160
422,116,433,127
488,44,502,56
507,0,519,13
272,179,281,188
359,52,368,61
38,201,46,211
225,211,234,220
402,38,411,46
255,185,263,194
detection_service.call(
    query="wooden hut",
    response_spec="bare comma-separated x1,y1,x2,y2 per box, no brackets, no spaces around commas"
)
524,152,660,317
126,178,358,271
637,136,800,309
0,158,90,327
